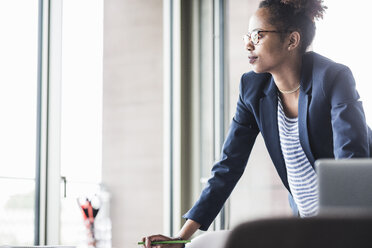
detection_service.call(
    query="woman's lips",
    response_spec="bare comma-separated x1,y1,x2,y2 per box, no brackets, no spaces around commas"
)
248,56,258,64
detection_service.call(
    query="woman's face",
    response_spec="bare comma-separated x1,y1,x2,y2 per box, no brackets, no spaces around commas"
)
246,8,290,74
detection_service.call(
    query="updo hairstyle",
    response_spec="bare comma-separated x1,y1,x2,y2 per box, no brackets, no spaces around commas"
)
259,0,327,54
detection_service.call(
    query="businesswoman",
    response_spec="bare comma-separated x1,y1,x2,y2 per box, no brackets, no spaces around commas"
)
142,0,372,247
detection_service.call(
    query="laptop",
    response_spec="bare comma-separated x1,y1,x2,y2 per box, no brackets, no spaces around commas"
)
315,158,372,215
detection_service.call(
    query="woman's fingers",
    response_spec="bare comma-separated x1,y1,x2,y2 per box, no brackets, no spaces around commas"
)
145,236,153,248
141,236,147,248
141,235,185,248
143,234,171,248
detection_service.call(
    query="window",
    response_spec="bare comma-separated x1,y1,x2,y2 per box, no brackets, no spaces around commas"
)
0,0,39,245
59,0,103,245
0,0,103,245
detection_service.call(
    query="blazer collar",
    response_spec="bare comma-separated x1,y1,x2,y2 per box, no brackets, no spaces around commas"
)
262,76,277,97
300,51,314,94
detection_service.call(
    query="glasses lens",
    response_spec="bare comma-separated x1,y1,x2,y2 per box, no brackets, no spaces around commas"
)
243,34,249,44
251,30,259,45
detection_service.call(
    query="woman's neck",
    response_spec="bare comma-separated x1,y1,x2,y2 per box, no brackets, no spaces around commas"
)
271,54,302,92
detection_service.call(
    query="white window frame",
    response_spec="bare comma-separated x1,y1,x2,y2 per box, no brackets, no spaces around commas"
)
36,0,63,244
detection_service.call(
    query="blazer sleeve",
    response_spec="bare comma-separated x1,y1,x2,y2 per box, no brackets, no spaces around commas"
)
183,75,260,230
326,67,370,158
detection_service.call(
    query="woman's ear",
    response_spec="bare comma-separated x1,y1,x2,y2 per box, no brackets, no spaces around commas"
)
288,31,301,51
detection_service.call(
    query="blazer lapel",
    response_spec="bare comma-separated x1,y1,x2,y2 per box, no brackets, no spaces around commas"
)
260,78,289,191
298,52,316,166
298,90,315,166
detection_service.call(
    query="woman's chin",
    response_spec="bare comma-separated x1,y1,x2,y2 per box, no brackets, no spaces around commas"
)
251,64,269,74
252,66,263,74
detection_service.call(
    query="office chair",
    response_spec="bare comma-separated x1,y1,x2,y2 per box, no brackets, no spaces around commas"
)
224,216,372,248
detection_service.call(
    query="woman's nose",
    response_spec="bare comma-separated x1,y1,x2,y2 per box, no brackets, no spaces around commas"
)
245,41,255,51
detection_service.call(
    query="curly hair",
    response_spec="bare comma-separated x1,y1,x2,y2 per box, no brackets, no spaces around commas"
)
259,0,327,54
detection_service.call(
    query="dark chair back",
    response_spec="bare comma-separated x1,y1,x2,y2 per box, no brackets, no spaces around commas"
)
224,216,372,248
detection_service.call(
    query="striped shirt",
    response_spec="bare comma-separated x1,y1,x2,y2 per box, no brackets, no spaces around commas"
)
277,96,318,217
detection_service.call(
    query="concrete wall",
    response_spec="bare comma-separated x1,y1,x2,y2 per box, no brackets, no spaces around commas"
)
102,0,164,246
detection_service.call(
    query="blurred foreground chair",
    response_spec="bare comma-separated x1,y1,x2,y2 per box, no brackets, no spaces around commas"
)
224,216,372,248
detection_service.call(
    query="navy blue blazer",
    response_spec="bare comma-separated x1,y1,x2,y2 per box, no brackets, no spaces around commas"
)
183,52,372,231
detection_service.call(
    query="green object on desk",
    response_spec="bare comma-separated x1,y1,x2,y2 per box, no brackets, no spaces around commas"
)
137,240,191,245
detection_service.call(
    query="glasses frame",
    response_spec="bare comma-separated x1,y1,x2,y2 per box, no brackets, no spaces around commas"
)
243,30,288,46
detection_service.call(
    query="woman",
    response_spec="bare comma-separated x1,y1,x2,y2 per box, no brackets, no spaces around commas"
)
142,0,372,247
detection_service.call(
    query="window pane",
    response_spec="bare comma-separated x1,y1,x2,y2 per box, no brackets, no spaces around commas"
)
0,0,38,179
0,179,35,245
60,0,103,244
199,0,215,183
60,0,103,183
0,0,38,244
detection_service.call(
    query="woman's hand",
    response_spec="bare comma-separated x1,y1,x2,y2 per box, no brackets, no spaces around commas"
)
141,235,185,248
141,219,201,248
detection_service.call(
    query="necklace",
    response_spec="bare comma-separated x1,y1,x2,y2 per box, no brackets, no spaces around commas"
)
278,84,301,94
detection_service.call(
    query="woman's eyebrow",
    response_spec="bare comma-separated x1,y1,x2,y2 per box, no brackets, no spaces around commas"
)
248,28,262,33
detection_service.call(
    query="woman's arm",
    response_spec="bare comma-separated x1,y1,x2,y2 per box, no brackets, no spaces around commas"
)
177,219,202,240
327,67,369,158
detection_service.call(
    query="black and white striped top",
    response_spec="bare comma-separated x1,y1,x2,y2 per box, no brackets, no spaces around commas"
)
278,96,318,217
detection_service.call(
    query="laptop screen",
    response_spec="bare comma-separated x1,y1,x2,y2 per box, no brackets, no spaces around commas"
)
315,158,372,215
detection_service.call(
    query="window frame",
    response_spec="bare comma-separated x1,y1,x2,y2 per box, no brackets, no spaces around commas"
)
163,0,229,235
35,0,63,244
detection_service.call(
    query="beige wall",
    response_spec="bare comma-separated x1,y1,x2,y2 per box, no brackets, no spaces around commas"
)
103,0,164,247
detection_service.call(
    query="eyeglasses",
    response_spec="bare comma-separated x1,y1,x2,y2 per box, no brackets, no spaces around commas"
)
243,30,287,46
